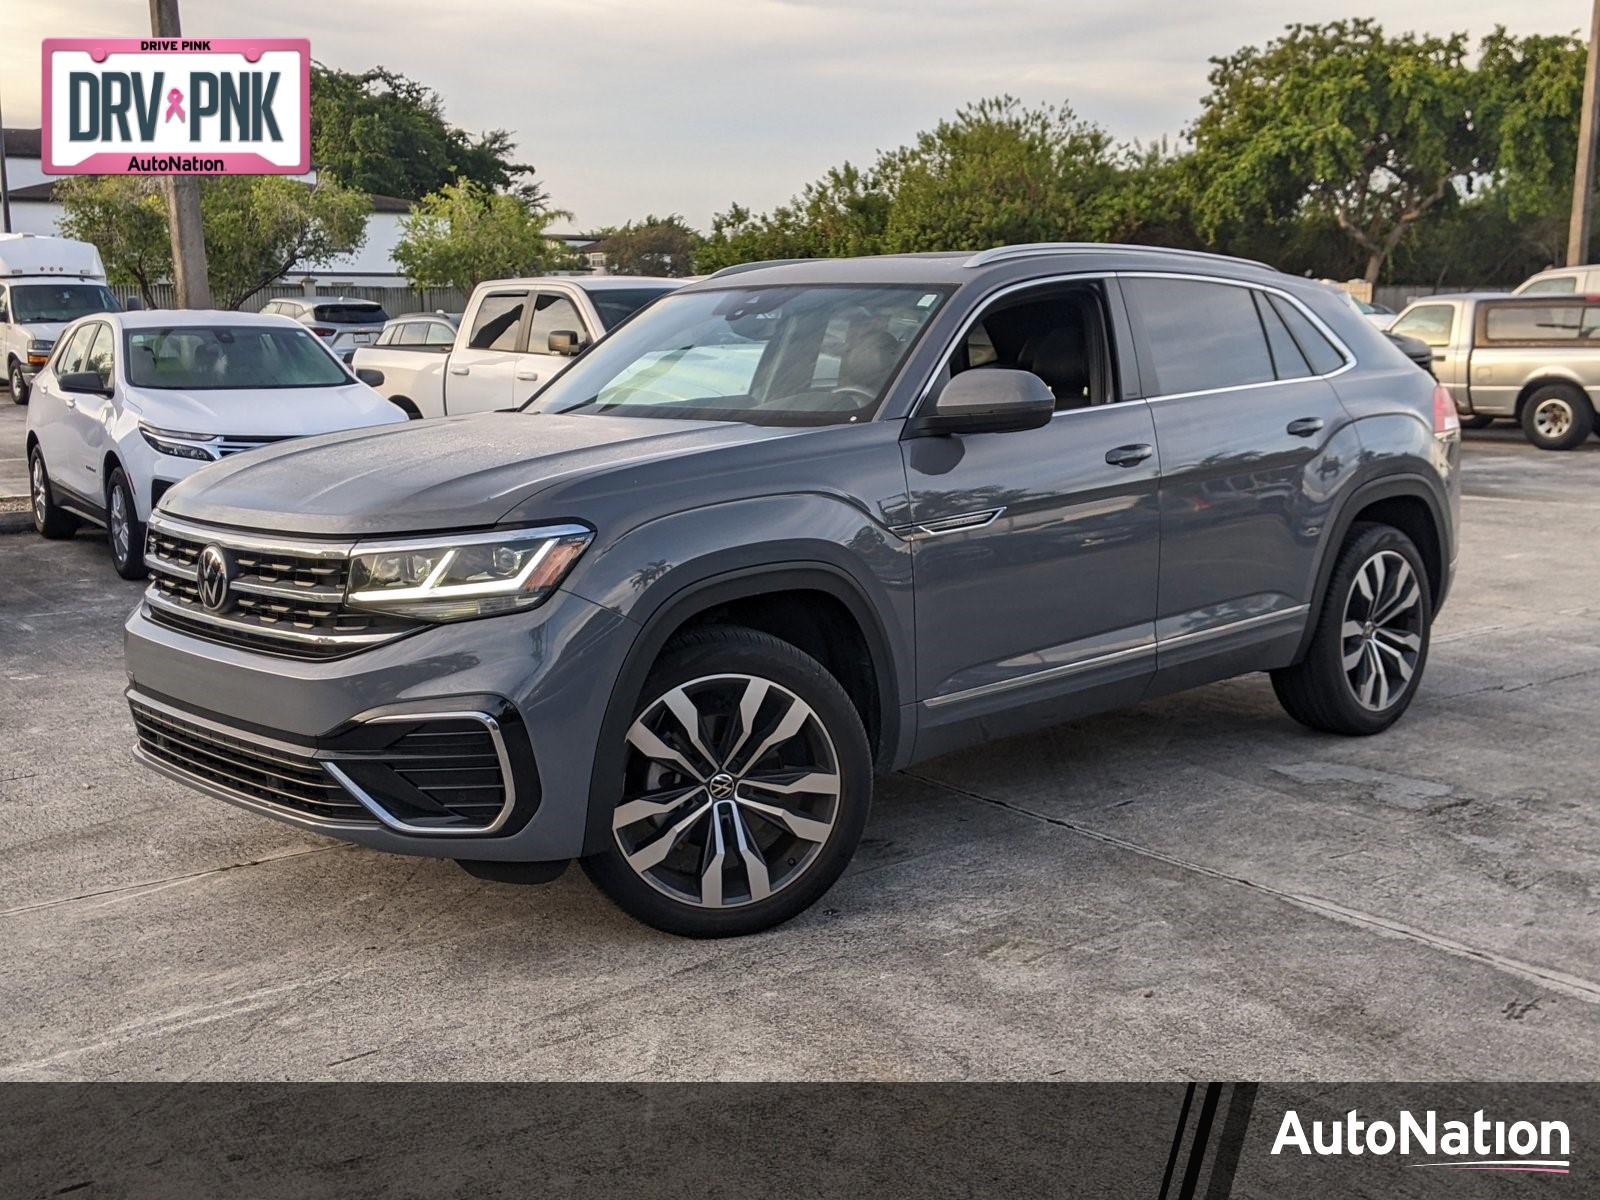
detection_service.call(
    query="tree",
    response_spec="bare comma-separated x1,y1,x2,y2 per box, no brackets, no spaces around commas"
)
56,175,369,309
1476,28,1587,230
585,214,702,276
201,176,371,309
55,176,171,306
697,163,891,271
1189,20,1484,284
310,65,544,202
395,179,572,292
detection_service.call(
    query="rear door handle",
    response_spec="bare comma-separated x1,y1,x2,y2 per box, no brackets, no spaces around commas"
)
1104,443,1154,467
449,366,470,376
1286,417,1324,437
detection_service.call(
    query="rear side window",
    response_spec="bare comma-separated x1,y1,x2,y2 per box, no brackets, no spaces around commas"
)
1519,275,1579,295
1266,295,1346,374
424,321,455,346
396,322,428,346
1123,278,1274,395
467,293,527,351
1254,293,1311,380
313,303,387,324
1389,304,1455,348
1480,303,1600,344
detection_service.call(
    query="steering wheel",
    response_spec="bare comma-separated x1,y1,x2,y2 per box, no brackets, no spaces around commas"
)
829,385,877,407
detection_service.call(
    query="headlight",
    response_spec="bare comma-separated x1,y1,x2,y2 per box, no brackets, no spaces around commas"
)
346,524,593,621
26,339,54,366
139,423,217,461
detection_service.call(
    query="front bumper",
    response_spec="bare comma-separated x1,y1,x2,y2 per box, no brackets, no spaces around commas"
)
124,587,633,862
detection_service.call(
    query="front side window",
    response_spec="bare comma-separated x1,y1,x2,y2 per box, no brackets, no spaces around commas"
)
527,293,586,352
53,324,95,375
1123,278,1275,395
1389,304,1456,348
125,326,350,389
467,293,526,351
85,323,115,388
11,283,119,324
539,284,951,426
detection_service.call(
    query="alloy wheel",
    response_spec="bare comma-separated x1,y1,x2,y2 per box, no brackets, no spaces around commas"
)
1532,397,1574,441
613,673,842,908
31,457,47,527
1340,550,1424,712
110,486,130,565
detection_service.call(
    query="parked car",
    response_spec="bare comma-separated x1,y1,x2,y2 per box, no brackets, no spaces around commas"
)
26,311,408,578
1388,291,1600,448
1348,294,1396,330
1513,267,1600,295
127,243,1459,937
0,233,120,404
260,297,389,362
348,311,461,418
350,276,682,418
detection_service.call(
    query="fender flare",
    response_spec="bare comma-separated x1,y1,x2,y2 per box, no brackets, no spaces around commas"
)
579,560,904,857
1293,472,1449,661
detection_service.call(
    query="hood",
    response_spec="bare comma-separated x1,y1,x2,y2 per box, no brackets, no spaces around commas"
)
16,321,67,344
130,382,405,438
159,411,798,536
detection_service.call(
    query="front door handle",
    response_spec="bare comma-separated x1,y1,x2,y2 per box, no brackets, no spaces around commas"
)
515,370,540,382
449,366,470,376
1286,417,1324,438
1104,443,1154,467
1431,354,1445,363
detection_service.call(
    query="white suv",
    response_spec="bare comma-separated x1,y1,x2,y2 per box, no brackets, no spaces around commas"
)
25,311,407,578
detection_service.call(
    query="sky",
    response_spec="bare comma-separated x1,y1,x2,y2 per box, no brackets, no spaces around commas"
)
4,1,1587,231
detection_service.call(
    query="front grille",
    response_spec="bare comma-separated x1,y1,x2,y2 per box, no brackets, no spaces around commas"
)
131,698,374,823
143,517,418,660
216,435,292,458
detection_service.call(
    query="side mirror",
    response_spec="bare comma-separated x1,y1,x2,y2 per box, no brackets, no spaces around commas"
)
355,367,385,387
58,371,112,397
911,368,1055,436
547,329,584,357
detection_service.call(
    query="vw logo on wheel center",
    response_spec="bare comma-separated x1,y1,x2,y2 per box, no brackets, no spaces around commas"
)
197,545,233,612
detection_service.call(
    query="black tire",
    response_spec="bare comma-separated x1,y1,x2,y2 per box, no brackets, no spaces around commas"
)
582,625,873,938
1520,383,1594,451
106,467,148,580
1272,523,1432,736
28,447,80,539
8,360,29,405
1461,414,1494,430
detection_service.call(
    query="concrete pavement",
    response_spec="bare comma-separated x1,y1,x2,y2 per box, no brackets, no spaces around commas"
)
1,429,1597,1080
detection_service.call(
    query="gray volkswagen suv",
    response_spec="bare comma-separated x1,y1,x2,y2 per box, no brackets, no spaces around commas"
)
123,244,1461,937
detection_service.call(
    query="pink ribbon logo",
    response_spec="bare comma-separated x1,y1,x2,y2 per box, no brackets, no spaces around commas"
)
164,88,185,123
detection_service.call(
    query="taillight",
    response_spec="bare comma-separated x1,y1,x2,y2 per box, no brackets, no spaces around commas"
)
309,325,336,337
1432,384,1460,436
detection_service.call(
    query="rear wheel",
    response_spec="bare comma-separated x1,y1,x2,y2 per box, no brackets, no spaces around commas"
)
29,447,80,539
1272,523,1432,736
1521,384,1594,450
583,626,872,937
106,467,147,580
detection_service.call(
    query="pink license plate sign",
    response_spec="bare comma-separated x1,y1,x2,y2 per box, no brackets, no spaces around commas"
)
42,38,310,175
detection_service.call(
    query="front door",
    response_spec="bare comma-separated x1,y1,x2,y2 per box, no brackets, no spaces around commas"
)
901,280,1161,755
517,290,593,407
445,289,529,415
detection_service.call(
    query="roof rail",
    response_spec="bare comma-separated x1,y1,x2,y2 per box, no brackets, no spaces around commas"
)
963,242,1276,272
704,258,814,280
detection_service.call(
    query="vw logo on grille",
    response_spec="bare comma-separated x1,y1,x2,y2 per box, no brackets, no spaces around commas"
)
707,772,737,800
197,544,233,613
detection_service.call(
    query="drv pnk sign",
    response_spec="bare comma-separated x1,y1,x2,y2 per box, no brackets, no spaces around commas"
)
42,38,309,175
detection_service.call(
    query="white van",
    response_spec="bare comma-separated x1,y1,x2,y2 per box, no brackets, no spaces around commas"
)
0,234,120,404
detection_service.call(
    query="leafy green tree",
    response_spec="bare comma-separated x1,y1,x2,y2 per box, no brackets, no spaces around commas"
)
56,176,171,306
201,176,371,309
1189,20,1483,284
697,163,891,271
395,179,572,292
1476,28,1587,232
311,65,544,202
585,214,702,276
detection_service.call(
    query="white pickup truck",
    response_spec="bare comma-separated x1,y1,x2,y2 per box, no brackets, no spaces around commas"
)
350,275,682,418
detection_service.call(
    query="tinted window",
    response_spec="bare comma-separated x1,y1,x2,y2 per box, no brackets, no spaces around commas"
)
1254,292,1311,380
1481,303,1600,343
53,325,94,375
12,284,119,324
313,303,388,324
1124,278,1274,394
1389,304,1455,348
85,323,115,388
125,326,350,389
586,287,675,329
528,293,586,351
1519,275,1579,295
467,293,527,351
1268,294,1346,373
424,321,455,346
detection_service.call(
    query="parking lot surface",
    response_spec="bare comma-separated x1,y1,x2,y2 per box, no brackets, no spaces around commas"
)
2,429,1597,1081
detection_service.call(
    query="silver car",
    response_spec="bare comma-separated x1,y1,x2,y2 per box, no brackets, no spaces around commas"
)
1388,292,1600,449
260,297,389,362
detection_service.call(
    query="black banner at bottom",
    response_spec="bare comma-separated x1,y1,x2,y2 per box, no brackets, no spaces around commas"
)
4,1083,1592,1198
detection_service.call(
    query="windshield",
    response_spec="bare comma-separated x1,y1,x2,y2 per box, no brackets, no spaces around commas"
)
586,287,677,329
125,326,351,389
12,283,119,324
538,284,951,426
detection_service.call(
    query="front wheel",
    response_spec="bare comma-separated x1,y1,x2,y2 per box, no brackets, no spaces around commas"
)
106,467,147,580
1272,523,1432,736
1521,384,1594,450
583,626,872,937
8,360,28,405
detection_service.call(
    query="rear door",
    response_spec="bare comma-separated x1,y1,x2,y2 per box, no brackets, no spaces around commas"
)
1121,275,1355,687
445,289,530,414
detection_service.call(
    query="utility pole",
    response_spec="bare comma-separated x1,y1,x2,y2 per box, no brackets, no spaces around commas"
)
0,85,12,234
1568,0,1600,266
149,0,211,306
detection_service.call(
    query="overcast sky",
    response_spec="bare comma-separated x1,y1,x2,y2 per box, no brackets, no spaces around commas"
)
5,1,1586,231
